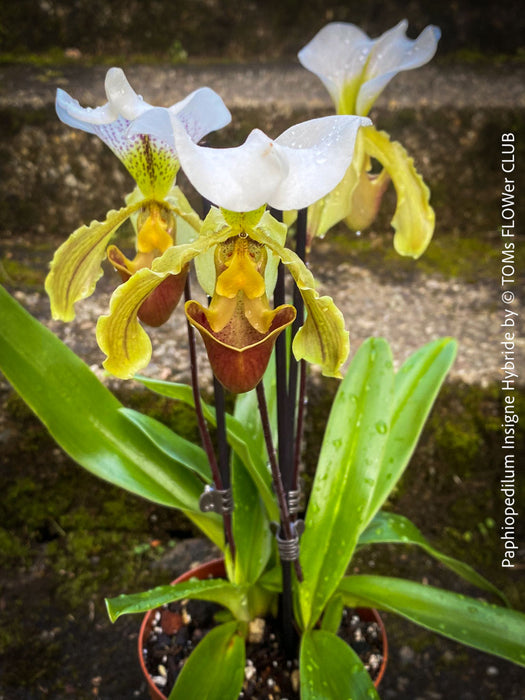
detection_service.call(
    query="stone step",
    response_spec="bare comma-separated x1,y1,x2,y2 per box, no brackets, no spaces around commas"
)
0,62,522,241
0,62,522,388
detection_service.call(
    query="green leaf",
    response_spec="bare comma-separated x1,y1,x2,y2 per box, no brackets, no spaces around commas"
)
358,511,509,605
106,578,249,622
320,594,344,634
119,408,212,483
258,565,282,593
339,575,525,667
298,338,394,630
136,377,279,521
169,621,245,700
363,337,456,528
0,286,223,547
300,630,380,700
230,360,277,586
230,452,273,585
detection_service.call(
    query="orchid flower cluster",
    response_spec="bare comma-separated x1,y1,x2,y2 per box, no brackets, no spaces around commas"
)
2,19,522,700
299,20,440,255
47,67,369,394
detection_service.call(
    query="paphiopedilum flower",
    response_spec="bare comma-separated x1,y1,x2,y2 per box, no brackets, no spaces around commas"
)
96,115,370,391
45,68,231,323
299,21,440,257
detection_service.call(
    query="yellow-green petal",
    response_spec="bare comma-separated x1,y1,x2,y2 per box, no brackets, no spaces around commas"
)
249,210,287,299
249,224,349,377
97,230,235,378
96,268,163,378
166,186,203,238
291,292,349,378
361,126,435,258
194,207,234,296
337,75,363,116
307,155,361,240
45,201,145,321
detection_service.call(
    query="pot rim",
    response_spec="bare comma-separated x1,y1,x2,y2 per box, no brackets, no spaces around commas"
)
138,557,388,699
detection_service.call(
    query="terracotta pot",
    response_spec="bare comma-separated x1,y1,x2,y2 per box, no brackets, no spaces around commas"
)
138,558,388,699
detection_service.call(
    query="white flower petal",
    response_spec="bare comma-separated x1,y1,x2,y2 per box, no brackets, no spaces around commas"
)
127,88,232,154
270,115,371,210
170,115,370,211
357,21,441,114
55,88,117,132
127,108,175,147
104,67,152,120
298,23,374,108
171,121,287,211
170,87,232,143
56,70,231,199
299,21,441,116
56,69,230,145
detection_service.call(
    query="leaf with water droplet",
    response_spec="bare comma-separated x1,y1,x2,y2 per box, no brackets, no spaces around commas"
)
375,420,388,434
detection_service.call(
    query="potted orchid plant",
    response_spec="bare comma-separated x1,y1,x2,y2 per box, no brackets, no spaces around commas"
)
1,20,524,700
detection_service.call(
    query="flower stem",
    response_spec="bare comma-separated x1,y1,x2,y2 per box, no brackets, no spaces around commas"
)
184,277,235,557
212,375,235,559
293,359,307,490
256,381,303,585
213,376,230,490
288,208,308,491
256,381,302,658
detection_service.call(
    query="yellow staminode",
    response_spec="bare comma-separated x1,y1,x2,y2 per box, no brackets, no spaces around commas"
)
136,202,174,254
215,238,267,301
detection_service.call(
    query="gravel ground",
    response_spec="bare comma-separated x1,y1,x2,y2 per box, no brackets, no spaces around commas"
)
5,236,522,393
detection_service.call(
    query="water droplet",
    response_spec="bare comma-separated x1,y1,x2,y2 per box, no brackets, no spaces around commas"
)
375,420,388,434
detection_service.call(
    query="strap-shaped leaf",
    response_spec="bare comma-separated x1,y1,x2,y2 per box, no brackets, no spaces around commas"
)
363,337,456,528
136,377,279,522
230,452,273,585
169,621,245,700
339,575,525,666
300,629,380,700
0,286,223,547
298,338,394,630
106,578,249,622
119,408,212,482
358,511,509,605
